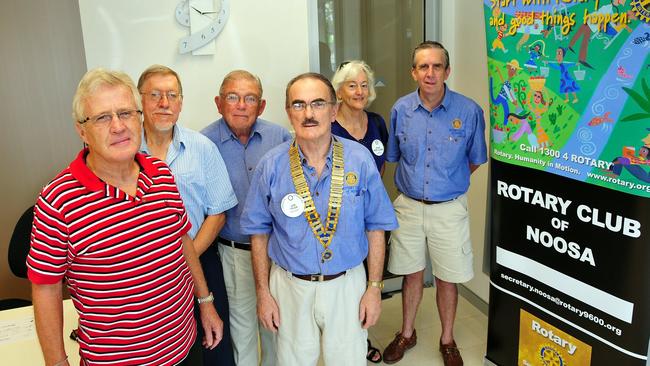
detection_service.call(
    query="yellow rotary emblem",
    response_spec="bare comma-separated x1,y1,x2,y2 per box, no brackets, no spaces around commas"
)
452,118,462,129
345,172,359,186
632,0,650,23
538,345,564,366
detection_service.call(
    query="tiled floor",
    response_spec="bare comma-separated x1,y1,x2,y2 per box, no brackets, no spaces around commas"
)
366,286,488,366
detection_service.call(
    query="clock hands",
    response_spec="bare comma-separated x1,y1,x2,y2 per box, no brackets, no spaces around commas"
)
178,0,230,54
191,6,218,16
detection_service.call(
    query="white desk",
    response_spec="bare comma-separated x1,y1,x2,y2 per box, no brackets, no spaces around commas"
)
0,299,80,365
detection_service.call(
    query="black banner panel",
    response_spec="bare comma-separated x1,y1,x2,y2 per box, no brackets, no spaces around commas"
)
486,160,649,366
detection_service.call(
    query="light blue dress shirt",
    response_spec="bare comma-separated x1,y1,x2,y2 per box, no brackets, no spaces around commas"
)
141,124,238,238
202,118,292,244
386,86,488,201
241,137,398,275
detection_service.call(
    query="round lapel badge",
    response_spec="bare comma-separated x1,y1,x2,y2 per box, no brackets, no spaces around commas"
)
281,193,305,217
371,139,385,156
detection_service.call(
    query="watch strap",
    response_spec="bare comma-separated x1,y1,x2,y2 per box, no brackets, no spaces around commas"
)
197,292,214,304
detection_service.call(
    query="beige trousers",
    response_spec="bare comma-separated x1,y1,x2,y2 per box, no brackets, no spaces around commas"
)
220,244,277,366
270,263,367,366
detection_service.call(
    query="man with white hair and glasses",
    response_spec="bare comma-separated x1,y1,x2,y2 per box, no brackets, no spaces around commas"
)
202,70,291,366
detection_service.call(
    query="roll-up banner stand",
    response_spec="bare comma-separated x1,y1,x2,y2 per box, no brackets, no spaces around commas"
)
482,1,650,365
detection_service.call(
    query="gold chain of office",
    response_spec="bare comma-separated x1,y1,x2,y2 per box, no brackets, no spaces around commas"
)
289,139,344,262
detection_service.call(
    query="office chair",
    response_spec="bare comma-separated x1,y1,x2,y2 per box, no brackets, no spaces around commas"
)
0,206,35,310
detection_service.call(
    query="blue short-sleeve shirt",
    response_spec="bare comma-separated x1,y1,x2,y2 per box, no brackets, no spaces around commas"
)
202,118,292,243
140,124,238,239
386,86,487,201
241,137,398,275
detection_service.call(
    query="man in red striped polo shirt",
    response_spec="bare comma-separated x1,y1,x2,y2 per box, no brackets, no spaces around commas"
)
26,68,222,366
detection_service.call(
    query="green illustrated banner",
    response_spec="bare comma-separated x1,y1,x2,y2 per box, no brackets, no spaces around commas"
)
484,1,650,365
484,0,650,197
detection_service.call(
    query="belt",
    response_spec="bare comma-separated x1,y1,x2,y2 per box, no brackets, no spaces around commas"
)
404,193,454,205
217,237,251,251
291,272,346,282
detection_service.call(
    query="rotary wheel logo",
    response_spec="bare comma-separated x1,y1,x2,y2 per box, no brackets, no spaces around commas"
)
631,0,650,23
539,345,565,366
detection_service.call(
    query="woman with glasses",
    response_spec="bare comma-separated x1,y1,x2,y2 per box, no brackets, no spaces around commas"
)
331,60,387,363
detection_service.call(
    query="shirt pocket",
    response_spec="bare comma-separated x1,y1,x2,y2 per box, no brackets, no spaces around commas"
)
339,188,365,232
174,170,204,201
439,130,467,167
269,197,310,251
396,129,421,164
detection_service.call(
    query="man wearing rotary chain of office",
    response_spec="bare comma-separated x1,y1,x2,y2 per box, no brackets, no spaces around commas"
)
240,72,398,365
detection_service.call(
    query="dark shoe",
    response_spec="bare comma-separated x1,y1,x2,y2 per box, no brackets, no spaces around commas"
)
367,339,383,363
383,330,417,364
439,339,463,366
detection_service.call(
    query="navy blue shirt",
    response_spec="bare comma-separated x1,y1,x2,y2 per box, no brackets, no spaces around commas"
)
331,111,388,171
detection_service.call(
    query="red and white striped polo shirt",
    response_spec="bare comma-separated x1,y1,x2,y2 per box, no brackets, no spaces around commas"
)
27,149,195,366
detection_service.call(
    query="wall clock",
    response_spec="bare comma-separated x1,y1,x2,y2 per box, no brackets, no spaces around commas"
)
176,0,229,55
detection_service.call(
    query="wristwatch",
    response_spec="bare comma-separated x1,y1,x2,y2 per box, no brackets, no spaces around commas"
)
197,292,214,304
367,280,384,290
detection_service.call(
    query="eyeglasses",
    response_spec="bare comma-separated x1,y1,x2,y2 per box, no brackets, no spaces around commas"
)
223,93,260,106
79,109,142,125
337,61,350,70
141,90,182,103
289,100,335,112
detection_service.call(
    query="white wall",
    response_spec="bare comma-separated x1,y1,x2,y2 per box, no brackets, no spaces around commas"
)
78,0,311,131
440,0,491,302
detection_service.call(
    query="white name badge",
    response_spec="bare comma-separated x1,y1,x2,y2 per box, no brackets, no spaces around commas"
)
371,139,384,156
281,193,305,217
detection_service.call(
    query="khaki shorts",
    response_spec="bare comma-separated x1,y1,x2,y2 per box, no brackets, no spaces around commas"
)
387,193,474,283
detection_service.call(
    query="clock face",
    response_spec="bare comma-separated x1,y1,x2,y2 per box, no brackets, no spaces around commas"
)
175,1,190,26
176,0,229,55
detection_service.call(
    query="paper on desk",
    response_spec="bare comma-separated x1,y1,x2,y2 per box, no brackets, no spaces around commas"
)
0,316,36,344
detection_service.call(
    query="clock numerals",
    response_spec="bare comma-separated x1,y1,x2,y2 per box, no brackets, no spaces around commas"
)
175,0,190,27
177,0,230,55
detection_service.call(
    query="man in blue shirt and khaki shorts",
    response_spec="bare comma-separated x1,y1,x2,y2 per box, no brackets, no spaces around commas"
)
383,41,487,366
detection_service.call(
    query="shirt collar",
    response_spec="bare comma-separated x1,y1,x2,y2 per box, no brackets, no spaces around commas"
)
296,136,336,167
140,124,185,155
171,124,186,149
219,118,260,144
411,84,450,112
69,148,158,193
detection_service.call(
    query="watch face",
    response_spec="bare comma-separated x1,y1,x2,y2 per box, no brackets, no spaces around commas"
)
176,0,229,55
